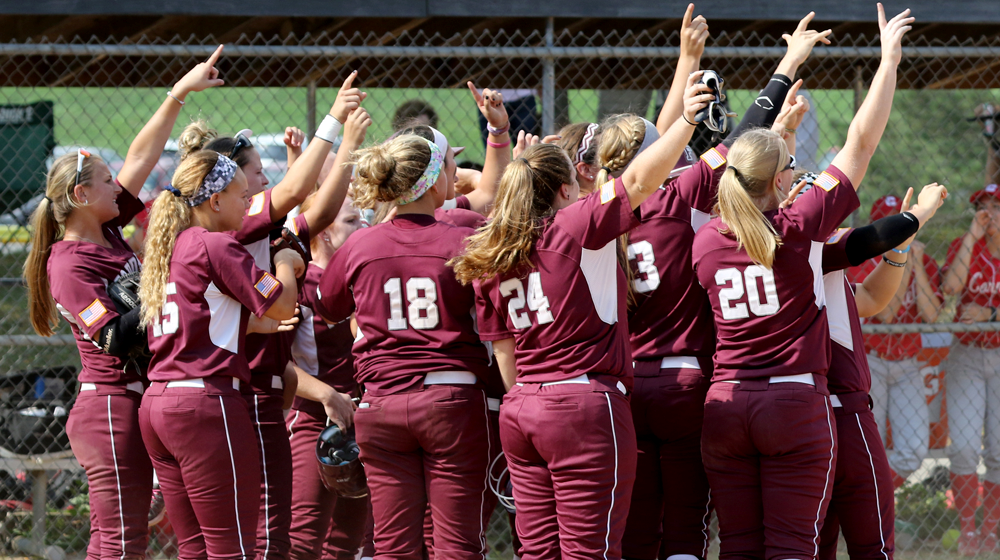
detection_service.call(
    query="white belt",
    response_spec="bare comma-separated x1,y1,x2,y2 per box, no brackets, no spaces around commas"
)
424,371,477,385
80,381,143,394
541,373,590,387
272,375,283,390
830,395,843,408
660,356,701,371
721,373,815,386
487,398,501,412
165,378,241,390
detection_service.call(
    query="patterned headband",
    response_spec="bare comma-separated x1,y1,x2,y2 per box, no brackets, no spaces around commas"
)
397,139,445,205
575,123,598,164
185,154,239,207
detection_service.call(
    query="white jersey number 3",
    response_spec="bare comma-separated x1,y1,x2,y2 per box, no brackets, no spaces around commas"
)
384,277,440,330
500,272,554,329
151,282,179,337
715,266,780,320
627,240,660,293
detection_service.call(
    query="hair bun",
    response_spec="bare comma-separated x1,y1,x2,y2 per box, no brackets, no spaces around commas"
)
178,120,218,161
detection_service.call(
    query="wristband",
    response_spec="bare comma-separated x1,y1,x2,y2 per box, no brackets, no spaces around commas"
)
487,122,510,136
315,114,343,143
487,140,511,149
891,245,911,254
166,91,185,106
882,255,906,268
682,114,697,126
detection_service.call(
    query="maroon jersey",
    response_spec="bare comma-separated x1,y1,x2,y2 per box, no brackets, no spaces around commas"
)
435,207,485,229
292,264,357,402
944,236,1000,348
315,214,492,395
822,228,871,394
48,186,145,384
692,165,859,381
627,145,729,362
440,195,471,211
475,178,640,385
847,253,941,359
146,227,284,383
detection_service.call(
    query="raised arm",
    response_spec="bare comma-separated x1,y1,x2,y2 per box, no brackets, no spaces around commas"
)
656,4,709,135
943,209,989,295
302,108,372,234
775,13,832,81
117,45,225,196
622,72,711,209
830,4,914,189
269,71,366,221
465,82,512,215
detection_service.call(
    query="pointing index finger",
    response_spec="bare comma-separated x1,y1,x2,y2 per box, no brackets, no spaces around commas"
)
796,11,815,33
467,81,484,105
206,44,224,67
340,71,358,92
682,3,694,28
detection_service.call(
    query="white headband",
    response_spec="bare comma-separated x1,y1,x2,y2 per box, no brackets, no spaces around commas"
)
429,126,450,155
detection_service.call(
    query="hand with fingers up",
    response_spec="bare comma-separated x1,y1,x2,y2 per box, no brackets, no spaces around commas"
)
468,82,510,131
680,4,710,62
171,44,226,101
331,71,368,123
878,3,914,67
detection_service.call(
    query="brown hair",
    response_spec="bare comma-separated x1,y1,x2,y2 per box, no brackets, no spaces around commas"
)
178,120,255,169
24,153,105,336
138,150,223,325
714,128,787,268
557,122,598,166
451,144,572,284
392,99,439,131
594,114,646,186
351,135,432,210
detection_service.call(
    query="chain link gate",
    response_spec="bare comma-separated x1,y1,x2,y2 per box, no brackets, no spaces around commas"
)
1,27,1000,560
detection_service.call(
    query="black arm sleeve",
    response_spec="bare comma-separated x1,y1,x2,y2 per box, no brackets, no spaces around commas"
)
98,306,145,357
844,212,920,266
724,74,793,147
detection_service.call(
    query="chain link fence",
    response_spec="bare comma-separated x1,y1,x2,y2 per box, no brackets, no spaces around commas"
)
1,27,1000,560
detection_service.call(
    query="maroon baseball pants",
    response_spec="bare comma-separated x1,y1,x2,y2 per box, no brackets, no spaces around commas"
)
245,388,293,560
139,378,260,560
67,386,152,560
500,376,637,560
701,378,837,560
622,364,712,560
818,394,894,560
354,384,492,560
285,407,369,560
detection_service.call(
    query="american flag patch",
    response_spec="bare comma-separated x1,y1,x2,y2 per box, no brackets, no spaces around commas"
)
255,272,280,297
79,298,108,327
700,148,726,170
814,172,840,192
600,180,616,204
248,193,265,216
826,227,850,244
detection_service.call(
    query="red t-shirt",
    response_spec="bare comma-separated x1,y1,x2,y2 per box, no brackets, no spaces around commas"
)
475,177,641,386
315,214,492,395
146,227,284,383
943,236,1000,348
822,228,871,394
692,165,859,382
48,186,145,384
847,252,941,359
627,144,728,363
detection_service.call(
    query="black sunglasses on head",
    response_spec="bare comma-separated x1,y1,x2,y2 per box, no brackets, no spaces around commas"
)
229,133,253,161
782,154,797,172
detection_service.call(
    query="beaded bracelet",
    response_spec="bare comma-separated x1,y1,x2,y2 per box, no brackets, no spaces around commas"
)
882,255,906,268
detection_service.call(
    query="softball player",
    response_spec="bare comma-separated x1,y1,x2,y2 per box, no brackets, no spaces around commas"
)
23,48,224,560
177,74,368,560
690,7,912,558
942,182,1000,554
314,133,497,560
137,150,303,560
847,195,943,487
451,74,708,560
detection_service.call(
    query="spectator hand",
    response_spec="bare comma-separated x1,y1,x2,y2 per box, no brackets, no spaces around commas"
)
781,13,832,67
331,71,367,123
680,4,710,61
468,82,509,130
959,302,991,324
172,44,225,98
343,107,373,149
878,4,914,67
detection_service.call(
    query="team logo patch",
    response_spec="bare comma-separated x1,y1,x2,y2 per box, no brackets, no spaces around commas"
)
255,272,280,297
79,298,108,327
814,172,840,192
700,148,726,170
826,227,850,244
599,180,616,205
248,193,265,216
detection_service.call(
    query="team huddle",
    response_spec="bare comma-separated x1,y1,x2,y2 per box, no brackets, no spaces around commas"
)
22,3,972,560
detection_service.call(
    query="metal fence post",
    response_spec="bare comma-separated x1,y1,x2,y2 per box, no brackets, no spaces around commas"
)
31,470,46,550
542,17,555,137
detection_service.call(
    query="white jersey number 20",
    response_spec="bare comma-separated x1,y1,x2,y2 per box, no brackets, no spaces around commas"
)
715,266,781,320
500,272,554,329
384,277,439,330
151,282,179,337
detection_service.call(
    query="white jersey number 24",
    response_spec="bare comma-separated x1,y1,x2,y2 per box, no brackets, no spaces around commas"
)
715,266,781,320
500,272,554,329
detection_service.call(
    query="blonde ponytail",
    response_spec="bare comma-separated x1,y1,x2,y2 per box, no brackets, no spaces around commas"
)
24,153,103,336
138,150,220,325
714,129,787,269
594,114,646,186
